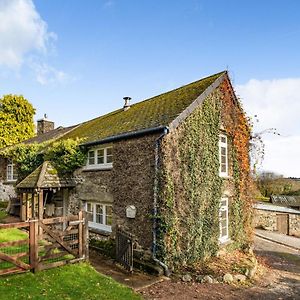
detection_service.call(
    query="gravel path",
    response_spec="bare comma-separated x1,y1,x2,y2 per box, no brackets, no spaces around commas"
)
139,236,300,299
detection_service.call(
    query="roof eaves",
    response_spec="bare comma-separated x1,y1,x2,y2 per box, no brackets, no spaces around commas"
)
80,125,168,148
168,71,227,131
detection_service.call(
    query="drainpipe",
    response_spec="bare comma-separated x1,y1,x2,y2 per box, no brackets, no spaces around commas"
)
152,126,171,276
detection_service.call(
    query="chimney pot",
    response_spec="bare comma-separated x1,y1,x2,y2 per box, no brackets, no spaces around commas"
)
123,97,131,111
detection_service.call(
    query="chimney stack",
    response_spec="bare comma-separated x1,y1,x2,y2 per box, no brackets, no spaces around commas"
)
37,114,54,135
123,97,131,111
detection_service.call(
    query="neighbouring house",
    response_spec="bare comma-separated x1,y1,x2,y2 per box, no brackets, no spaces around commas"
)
0,71,252,270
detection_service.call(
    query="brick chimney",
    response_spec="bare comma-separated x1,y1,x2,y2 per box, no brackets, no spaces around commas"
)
37,114,54,135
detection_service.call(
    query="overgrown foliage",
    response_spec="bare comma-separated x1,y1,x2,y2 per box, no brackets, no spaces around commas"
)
220,80,253,248
44,139,87,174
157,91,223,269
0,139,86,180
0,94,35,148
157,80,252,270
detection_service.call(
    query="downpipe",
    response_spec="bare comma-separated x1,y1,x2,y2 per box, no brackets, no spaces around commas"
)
152,126,171,276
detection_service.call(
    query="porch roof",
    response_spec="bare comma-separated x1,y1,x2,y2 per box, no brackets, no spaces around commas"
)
16,161,76,190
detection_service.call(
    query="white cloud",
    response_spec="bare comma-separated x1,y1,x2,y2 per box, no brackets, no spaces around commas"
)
236,78,300,177
0,0,70,85
263,136,300,178
0,0,55,68
28,59,70,85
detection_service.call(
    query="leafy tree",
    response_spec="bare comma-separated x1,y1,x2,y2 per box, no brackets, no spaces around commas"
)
0,94,35,148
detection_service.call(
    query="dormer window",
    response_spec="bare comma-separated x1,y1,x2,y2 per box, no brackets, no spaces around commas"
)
219,134,228,177
85,146,113,170
6,159,18,182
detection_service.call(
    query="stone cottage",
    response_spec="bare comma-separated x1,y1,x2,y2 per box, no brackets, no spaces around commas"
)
1,71,252,270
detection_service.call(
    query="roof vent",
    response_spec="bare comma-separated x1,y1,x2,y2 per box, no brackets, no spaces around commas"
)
123,97,131,111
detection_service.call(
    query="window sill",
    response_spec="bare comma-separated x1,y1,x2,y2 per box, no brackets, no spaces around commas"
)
219,175,231,179
5,179,17,184
219,238,232,247
88,221,112,233
83,165,113,172
89,227,112,236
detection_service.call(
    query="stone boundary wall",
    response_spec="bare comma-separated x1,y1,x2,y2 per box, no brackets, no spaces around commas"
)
254,208,300,237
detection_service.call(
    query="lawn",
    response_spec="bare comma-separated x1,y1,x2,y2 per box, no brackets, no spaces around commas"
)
0,262,141,300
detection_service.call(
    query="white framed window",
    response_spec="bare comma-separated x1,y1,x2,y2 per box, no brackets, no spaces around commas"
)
219,197,229,243
85,202,112,232
6,159,17,182
219,134,228,177
85,146,113,170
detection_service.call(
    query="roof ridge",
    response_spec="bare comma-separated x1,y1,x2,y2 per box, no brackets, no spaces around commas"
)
74,71,227,127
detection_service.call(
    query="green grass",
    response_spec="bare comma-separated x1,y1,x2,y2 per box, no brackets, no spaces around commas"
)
0,210,7,222
0,228,28,242
0,262,141,300
0,228,29,270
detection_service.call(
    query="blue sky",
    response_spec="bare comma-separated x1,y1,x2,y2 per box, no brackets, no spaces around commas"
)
0,0,300,176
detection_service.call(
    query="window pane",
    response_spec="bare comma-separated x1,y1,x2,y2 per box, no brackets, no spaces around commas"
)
96,204,103,214
13,171,18,180
86,203,93,221
97,149,104,164
222,227,227,236
106,148,112,156
95,204,104,224
87,203,92,212
106,155,113,164
106,148,113,164
106,205,113,225
221,199,227,206
88,151,95,165
96,214,103,224
221,147,226,155
221,156,226,163
221,136,226,143
221,164,227,173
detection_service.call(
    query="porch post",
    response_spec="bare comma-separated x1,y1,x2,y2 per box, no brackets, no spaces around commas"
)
38,190,43,237
26,193,30,220
20,193,26,221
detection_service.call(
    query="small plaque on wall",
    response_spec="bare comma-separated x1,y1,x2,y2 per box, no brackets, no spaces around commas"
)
126,205,136,218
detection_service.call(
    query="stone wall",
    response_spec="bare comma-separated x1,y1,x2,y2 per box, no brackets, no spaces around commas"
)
289,214,300,237
254,208,300,237
71,133,160,250
253,209,277,231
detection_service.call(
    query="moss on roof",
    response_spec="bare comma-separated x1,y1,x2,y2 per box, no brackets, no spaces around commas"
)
62,71,225,143
17,161,76,189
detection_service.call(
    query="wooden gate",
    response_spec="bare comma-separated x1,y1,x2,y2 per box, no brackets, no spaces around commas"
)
116,226,133,272
277,213,289,235
37,212,88,271
0,212,88,276
0,221,32,275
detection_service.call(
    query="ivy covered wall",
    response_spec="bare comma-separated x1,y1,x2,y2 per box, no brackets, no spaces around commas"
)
157,79,252,270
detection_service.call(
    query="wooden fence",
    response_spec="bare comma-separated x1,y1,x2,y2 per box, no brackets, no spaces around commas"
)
0,212,88,276
116,226,133,272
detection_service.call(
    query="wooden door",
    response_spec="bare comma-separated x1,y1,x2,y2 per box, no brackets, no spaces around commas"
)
277,214,289,235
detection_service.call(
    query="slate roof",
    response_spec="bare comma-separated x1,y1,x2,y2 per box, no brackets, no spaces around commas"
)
254,202,300,215
60,71,226,144
24,125,78,144
271,195,300,207
16,161,76,189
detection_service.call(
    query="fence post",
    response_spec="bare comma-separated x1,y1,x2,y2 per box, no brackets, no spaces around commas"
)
29,220,39,273
78,211,83,258
82,211,89,260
